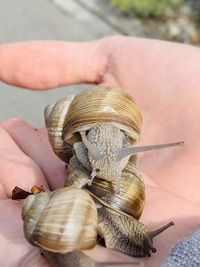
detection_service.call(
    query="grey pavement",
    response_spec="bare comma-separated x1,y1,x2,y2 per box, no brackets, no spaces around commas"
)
0,0,119,127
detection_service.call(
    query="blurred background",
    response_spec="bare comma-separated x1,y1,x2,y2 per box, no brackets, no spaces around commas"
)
0,0,200,126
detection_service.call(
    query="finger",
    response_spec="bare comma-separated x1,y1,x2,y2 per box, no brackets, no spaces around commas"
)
0,200,50,267
0,39,108,89
0,125,49,199
1,118,66,189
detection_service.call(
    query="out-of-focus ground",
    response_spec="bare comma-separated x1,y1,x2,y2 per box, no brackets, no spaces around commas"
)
0,0,199,126
103,0,200,44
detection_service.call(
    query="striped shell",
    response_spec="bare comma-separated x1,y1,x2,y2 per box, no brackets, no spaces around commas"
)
87,162,145,220
22,187,98,253
66,158,145,220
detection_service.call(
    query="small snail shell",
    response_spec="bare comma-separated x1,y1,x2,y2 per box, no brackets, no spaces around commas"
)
22,186,98,253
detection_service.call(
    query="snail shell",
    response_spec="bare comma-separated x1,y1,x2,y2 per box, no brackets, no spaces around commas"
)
44,95,75,162
45,86,142,164
66,157,145,220
22,186,98,253
62,86,142,143
88,162,145,220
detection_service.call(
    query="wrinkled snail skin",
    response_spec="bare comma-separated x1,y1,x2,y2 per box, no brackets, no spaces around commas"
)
97,207,154,257
77,124,132,186
97,207,174,258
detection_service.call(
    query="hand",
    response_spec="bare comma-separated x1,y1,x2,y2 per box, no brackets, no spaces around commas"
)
0,36,199,267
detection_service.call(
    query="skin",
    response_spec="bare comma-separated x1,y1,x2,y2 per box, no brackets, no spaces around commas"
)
0,35,199,267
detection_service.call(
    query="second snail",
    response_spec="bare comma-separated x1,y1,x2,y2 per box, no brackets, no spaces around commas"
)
21,86,184,267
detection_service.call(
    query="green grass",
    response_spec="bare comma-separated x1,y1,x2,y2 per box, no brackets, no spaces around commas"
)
110,0,182,17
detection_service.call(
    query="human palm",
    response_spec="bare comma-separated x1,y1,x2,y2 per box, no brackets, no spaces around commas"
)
0,36,199,267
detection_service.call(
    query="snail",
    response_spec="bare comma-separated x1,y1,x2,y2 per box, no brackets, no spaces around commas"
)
20,86,183,266
45,86,183,187
44,86,143,186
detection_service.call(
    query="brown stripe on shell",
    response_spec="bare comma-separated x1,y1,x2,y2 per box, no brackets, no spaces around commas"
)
44,95,75,163
23,187,98,253
86,161,145,220
63,86,142,144
23,192,51,244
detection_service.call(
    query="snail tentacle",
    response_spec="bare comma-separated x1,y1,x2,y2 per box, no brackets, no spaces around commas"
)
118,141,184,161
